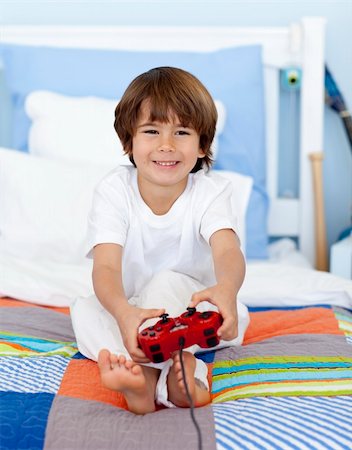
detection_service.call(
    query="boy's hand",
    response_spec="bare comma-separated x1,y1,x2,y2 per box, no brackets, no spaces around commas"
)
189,285,238,341
115,304,165,363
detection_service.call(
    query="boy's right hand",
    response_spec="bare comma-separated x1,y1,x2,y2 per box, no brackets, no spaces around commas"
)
115,304,165,363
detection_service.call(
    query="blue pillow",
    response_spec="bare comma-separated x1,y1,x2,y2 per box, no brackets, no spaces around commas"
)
0,43,268,259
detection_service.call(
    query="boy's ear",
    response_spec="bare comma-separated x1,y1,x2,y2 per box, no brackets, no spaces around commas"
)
198,148,206,158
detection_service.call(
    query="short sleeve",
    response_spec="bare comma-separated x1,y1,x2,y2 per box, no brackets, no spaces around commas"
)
85,174,129,258
200,180,238,244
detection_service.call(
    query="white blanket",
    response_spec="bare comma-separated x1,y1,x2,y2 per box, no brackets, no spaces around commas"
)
1,250,351,309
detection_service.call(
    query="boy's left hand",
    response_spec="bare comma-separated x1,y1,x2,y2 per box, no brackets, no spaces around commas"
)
189,285,238,340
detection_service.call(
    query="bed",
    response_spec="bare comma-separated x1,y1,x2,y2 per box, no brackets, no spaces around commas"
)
1,18,352,450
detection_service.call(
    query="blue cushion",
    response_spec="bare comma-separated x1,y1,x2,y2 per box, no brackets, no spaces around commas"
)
0,43,268,258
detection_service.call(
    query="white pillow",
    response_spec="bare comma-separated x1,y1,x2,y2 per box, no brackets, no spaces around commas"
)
0,148,114,264
25,90,226,165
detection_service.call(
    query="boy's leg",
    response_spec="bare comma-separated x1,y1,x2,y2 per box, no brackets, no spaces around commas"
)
167,352,211,408
136,270,250,407
134,271,211,407
71,295,164,414
70,295,130,361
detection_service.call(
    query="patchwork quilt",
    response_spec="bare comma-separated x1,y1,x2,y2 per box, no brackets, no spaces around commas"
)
1,297,351,450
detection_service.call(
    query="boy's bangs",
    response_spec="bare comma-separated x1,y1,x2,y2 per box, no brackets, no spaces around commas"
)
147,97,194,129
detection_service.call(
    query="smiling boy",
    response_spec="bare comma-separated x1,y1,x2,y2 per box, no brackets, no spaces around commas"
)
70,67,250,414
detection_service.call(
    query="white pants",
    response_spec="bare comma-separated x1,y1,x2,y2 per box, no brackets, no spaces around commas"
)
70,270,250,407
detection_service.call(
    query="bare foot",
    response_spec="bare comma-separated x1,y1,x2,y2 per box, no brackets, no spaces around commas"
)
167,351,211,408
97,349,159,414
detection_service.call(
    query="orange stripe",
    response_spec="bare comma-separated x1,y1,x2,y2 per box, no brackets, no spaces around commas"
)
244,307,343,344
2,342,32,352
0,297,70,315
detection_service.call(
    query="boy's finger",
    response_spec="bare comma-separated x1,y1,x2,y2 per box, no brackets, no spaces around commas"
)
189,289,211,307
145,308,165,319
130,346,150,363
218,324,238,340
217,316,237,339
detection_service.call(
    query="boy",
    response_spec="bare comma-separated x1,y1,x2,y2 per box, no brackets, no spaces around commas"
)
71,67,249,414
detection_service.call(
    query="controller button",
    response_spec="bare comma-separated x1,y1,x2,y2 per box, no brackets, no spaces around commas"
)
160,313,170,323
201,312,211,319
186,307,196,316
152,353,165,363
204,327,215,336
150,344,161,352
206,336,219,347
148,326,154,330
156,327,162,332
149,331,156,337
141,331,148,336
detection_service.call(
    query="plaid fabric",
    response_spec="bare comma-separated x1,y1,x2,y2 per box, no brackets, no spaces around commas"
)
1,298,351,450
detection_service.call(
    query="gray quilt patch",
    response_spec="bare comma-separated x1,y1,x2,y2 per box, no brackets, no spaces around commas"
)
45,396,216,450
0,306,75,341
213,333,352,362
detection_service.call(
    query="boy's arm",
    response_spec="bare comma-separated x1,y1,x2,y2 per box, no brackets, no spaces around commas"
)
92,243,164,362
92,243,127,317
189,228,245,340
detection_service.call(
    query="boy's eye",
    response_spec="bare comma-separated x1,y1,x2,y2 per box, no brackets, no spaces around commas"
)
176,130,190,136
144,129,158,134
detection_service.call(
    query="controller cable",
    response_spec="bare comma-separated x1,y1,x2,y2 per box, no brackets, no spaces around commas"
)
178,337,203,450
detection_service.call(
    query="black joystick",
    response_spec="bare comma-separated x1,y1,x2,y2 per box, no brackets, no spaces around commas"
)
185,307,197,317
160,313,170,323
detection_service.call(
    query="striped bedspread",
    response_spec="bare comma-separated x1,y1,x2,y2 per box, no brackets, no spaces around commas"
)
1,298,351,450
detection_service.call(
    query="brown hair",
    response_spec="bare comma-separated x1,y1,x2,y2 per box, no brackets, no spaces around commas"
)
114,67,217,172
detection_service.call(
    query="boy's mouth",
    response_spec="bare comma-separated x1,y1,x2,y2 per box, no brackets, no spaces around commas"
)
154,161,179,167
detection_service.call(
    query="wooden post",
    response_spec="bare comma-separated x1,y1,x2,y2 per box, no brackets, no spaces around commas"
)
309,152,328,271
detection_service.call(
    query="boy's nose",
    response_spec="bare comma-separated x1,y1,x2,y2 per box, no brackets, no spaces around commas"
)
158,139,175,152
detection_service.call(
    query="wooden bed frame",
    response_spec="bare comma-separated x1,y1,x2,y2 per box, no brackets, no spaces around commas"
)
1,17,327,268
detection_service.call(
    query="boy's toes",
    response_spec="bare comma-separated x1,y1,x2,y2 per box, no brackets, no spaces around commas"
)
98,349,112,373
131,364,143,376
118,355,126,365
110,353,118,365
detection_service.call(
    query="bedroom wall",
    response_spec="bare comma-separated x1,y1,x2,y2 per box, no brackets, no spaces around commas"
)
0,0,351,253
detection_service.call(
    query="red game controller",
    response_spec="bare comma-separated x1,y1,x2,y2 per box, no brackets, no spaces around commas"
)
138,307,223,363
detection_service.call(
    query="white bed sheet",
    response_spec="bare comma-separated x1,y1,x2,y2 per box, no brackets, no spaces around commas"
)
1,240,351,309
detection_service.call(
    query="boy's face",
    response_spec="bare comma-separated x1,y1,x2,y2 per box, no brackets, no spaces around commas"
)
132,101,205,194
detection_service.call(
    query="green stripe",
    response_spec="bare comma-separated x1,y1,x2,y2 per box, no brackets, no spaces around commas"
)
212,380,352,403
213,367,351,382
0,344,78,358
213,356,352,374
213,356,352,367
338,321,352,332
334,311,352,323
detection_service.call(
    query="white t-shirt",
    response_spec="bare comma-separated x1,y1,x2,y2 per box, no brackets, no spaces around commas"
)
86,165,238,298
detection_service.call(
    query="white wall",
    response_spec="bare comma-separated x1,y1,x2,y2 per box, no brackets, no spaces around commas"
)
0,0,351,251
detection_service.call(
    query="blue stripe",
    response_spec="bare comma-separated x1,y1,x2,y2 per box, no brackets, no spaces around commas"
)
293,396,352,420
212,370,352,393
248,304,332,312
246,397,350,449
215,405,307,449
213,360,352,374
0,356,70,394
216,398,348,450
0,334,77,353
276,396,352,435
215,418,268,450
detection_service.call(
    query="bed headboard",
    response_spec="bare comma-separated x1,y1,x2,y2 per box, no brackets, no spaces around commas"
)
0,17,326,267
